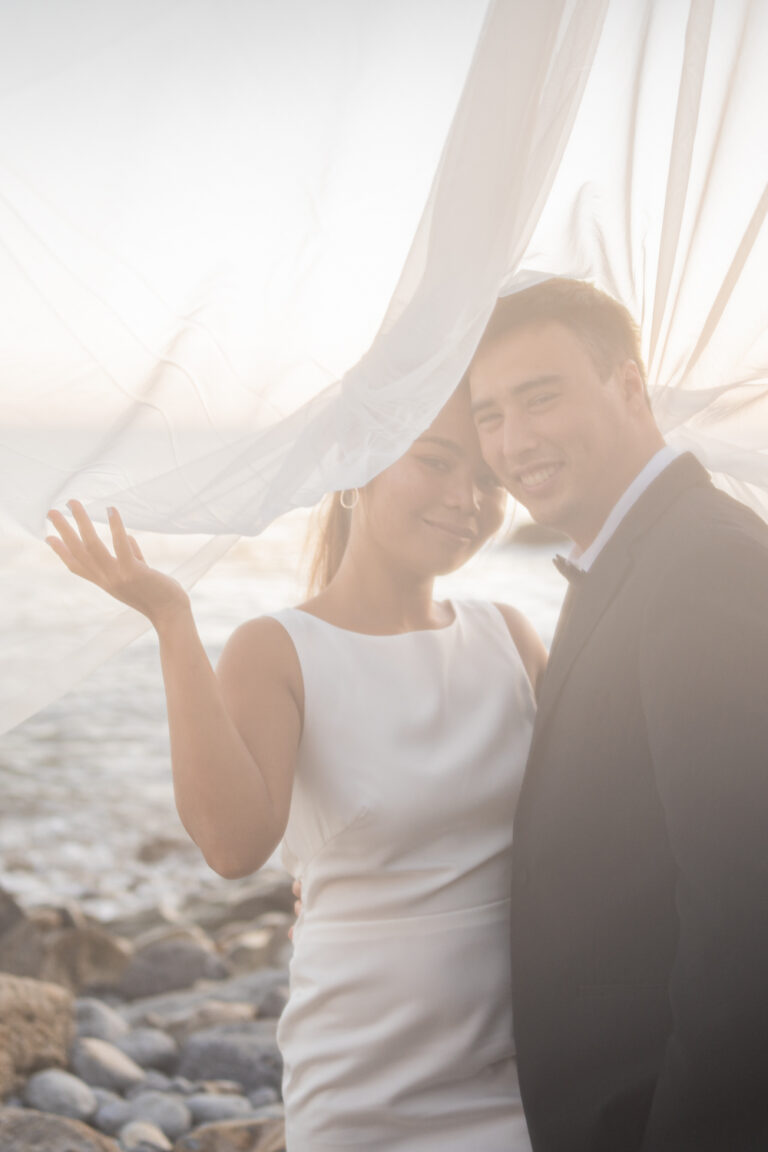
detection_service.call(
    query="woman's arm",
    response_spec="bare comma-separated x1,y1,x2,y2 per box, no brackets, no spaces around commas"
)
46,501,301,877
494,602,548,698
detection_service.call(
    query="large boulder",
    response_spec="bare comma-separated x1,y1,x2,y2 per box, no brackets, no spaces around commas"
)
0,974,73,1097
0,889,131,993
0,1106,120,1151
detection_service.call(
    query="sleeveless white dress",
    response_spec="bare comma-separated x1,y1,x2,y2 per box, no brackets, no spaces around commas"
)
268,599,535,1151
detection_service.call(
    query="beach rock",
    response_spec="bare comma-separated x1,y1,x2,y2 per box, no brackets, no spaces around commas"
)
0,974,73,1096
132,923,213,954
123,970,287,1034
217,914,292,974
180,873,294,934
119,1118,172,1150
23,1068,97,1122
70,1037,146,1093
177,1026,282,1094
91,1091,132,1136
127,1069,173,1094
116,1028,179,1072
41,923,133,993
143,1000,258,1043
136,836,195,865
256,985,288,1020
247,1088,279,1110
118,938,229,1000
190,1081,244,1097
172,1115,286,1152
104,903,184,943
186,1093,253,1125
75,997,130,1043
117,1091,191,1141
167,1077,196,1095
0,888,46,979
0,1106,120,1151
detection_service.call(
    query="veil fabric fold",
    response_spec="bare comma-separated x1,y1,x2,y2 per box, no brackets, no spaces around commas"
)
1,0,767,732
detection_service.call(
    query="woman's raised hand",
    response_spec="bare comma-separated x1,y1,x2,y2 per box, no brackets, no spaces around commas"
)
46,500,191,628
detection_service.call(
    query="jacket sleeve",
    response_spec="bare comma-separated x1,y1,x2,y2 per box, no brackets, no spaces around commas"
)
638,528,768,1151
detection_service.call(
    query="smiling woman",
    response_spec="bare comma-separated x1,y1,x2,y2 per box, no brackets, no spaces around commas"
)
45,380,545,1149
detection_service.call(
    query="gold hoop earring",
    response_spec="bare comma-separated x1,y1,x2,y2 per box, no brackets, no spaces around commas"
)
339,488,359,510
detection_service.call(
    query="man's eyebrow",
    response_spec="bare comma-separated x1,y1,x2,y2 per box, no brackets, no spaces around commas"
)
414,434,462,455
471,374,562,412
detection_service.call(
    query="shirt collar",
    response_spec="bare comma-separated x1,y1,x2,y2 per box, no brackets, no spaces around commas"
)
567,444,680,573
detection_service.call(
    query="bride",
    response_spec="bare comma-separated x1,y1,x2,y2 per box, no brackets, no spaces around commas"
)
46,382,545,1151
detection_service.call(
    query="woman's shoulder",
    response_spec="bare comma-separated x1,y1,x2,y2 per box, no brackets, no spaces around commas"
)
217,612,304,694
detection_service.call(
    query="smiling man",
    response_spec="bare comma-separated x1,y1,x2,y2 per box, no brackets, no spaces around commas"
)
469,278,768,1152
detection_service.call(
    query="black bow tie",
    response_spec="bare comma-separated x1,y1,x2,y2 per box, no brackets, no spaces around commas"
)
553,554,585,584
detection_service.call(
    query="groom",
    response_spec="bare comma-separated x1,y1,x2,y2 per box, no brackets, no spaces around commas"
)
468,279,768,1152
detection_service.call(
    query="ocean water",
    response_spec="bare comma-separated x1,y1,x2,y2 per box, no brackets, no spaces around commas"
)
0,524,566,920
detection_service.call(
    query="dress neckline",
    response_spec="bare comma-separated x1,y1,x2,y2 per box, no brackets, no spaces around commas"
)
289,600,459,639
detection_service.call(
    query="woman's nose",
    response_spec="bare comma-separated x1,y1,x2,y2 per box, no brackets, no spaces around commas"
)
445,470,481,512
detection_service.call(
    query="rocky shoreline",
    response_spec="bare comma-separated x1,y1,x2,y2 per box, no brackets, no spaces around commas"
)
0,869,294,1151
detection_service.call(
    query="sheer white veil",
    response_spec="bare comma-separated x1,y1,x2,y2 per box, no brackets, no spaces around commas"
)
1,0,766,732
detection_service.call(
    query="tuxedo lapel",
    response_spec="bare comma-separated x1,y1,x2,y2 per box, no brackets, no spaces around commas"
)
531,453,711,740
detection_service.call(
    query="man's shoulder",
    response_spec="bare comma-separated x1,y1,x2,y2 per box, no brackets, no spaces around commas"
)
638,479,768,607
650,476,768,564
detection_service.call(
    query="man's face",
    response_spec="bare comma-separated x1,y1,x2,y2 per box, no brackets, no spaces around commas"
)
469,321,649,548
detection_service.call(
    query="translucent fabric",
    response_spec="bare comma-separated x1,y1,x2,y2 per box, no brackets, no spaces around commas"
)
1,0,767,732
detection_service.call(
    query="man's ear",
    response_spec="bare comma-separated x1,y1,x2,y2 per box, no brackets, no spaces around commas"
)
619,359,647,410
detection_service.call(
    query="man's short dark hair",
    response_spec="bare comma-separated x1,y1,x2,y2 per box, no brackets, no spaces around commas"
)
475,277,648,394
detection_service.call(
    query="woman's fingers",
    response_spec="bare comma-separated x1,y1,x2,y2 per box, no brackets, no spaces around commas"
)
46,508,91,569
127,535,146,563
107,506,137,567
44,532,91,580
67,499,115,573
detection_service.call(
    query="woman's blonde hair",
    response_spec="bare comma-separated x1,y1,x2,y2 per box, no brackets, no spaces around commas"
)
305,492,354,595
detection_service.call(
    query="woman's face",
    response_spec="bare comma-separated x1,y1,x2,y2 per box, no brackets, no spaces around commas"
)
358,385,506,578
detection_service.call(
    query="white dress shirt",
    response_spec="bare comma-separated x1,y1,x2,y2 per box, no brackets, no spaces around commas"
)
568,445,681,573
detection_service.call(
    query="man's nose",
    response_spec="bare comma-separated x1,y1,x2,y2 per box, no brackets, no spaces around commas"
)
502,412,539,459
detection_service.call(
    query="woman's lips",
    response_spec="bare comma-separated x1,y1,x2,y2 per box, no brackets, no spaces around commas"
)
422,518,477,542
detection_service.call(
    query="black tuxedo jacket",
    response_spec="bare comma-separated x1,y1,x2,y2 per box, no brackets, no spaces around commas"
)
511,453,768,1151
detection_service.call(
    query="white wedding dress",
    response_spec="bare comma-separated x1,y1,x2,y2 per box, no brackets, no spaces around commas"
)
268,599,535,1151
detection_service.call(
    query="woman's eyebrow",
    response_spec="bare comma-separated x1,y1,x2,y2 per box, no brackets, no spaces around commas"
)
415,434,462,455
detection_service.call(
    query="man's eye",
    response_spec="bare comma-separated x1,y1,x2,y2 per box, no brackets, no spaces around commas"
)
475,412,502,428
529,392,556,407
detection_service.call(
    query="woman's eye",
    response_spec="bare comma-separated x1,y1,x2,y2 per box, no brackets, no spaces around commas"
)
418,455,451,471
